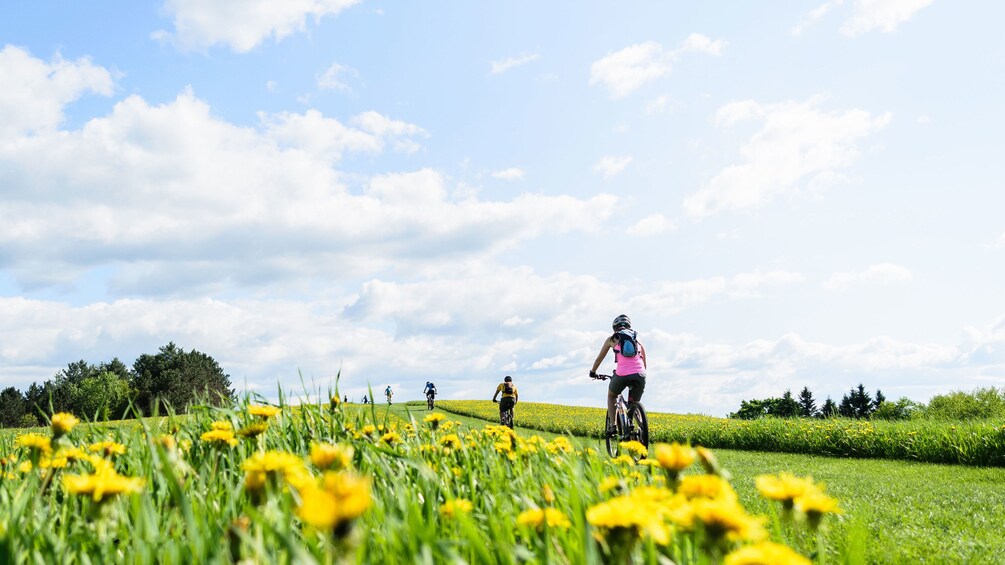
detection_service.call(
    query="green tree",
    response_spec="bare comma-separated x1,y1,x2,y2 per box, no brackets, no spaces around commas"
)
132,342,235,414
0,387,27,428
771,390,800,418
797,386,817,417
839,384,874,419
74,371,131,421
820,397,838,418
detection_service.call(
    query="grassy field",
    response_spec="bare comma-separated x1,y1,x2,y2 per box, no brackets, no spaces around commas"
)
1,397,1003,563
436,400,1005,466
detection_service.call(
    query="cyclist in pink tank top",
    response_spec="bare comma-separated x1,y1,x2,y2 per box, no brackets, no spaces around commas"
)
589,314,647,436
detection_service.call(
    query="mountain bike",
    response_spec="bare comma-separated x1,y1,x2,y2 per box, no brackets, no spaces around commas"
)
426,390,435,410
493,398,514,428
591,374,649,458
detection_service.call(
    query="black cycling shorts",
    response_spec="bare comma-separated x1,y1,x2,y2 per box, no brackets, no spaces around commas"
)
499,397,516,412
609,371,646,402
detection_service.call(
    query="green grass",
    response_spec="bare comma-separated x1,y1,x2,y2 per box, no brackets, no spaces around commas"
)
435,400,1005,466
428,400,1005,563
2,397,1004,563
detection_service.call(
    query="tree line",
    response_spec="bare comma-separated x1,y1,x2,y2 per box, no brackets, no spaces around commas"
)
0,342,234,428
728,383,915,420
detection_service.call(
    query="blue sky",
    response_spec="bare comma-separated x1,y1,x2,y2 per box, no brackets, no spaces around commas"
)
2,0,1003,416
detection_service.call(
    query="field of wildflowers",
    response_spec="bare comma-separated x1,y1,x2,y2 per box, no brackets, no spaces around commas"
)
0,395,844,564
436,400,1005,466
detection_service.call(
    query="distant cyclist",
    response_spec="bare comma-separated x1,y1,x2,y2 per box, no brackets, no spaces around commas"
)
424,382,437,409
590,314,647,436
385,386,393,404
492,376,518,426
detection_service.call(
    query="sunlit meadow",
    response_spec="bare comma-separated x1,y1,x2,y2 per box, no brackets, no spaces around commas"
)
0,393,843,564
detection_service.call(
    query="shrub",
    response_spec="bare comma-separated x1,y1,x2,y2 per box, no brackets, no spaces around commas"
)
871,398,920,421
920,387,1005,420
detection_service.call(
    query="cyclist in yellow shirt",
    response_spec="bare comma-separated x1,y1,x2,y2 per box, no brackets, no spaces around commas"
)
492,375,518,427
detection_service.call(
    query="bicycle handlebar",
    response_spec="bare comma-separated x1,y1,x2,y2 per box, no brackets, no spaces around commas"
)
590,374,612,381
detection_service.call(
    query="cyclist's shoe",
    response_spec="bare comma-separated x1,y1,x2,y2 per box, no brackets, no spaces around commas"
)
605,424,618,437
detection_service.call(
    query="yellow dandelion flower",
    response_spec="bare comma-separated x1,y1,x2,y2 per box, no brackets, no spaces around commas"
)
248,405,281,418
542,484,555,504
329,395,341,410
237,422,270,438
17,433,52,454
723,541,812,565
380,431,402,445
545,437,575,454
241,450,310,492
51,412,79,437
586,495,671,545
655,443,696,474
795,490,842,529
612,454,635,466
440,499,473,518
599,476,625,494
310,443,354,471
440,434,461,449
297,472,372,532
361,424,377,436
678,474,737,502
620,441,648,459
424,413,446,426
200,429,238,447
755,473,818,510
517,507,572,531
690,497,766,545
63,466,145,503
210,420,233,431
88,441,127,458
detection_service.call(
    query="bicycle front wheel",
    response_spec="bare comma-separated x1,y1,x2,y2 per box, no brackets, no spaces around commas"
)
605,411,625,457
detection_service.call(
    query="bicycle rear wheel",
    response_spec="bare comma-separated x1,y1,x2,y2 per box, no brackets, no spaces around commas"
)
626,403,649,454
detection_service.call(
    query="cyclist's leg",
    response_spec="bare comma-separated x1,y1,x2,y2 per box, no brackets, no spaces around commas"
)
625,371,646,403
607,373,630,432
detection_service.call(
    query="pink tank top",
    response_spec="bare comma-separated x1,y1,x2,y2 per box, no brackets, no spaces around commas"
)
614,339,645,375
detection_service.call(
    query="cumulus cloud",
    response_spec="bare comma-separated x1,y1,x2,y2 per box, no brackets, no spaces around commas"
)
627,214,675,236
491,168,525,180
0,49,618,295
0,46,114,137
153,0,361,52
489,53,541,74
822,263,913,291
841,0,934,36
593,155,633,179
683,97,891,218
590,34,726,99
794,0,934,37
316,63,357,92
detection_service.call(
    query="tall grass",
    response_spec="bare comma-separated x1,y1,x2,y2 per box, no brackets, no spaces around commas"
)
437,400,1005,466
0,393,843,564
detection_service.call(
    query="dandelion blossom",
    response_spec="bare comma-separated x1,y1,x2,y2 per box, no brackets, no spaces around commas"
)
248,405,281,419
517,507,572,531
63,466,145,503
440,499,473,518
51,413,79,437
655,443,696,475
723,541,812,565
310,443,354,471
200,429,238,447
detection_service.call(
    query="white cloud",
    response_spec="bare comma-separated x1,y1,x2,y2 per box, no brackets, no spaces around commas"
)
628,214,675,236
645,95,675,115
0,53,617,294
316,63,357,92
841,0,934,36
0,46,114,137
822,263,913,292
996,232,1005,249
153,0,361,52
792,0,843,36
794,0,934,37
491,168,525,180
589,34,726,99
490,53,541,75
593,155,633,179
684,97,891,218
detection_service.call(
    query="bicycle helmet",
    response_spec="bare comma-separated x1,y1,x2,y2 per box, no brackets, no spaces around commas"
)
612,314,631,331
504,375,512,382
